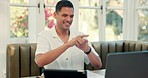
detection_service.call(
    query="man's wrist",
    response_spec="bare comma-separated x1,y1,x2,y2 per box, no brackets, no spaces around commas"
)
84,48,91,55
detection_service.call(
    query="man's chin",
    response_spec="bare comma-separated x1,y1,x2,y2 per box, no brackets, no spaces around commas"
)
65,25,70,28
62,26,70,30
65,27,70,30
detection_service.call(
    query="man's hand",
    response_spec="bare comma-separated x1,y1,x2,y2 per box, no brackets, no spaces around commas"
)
66,35,90,52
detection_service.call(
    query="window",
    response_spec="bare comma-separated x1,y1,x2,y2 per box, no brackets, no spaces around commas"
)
9,0,61,43
106,0,124,41
10,0,29,38
9,0,38,43
44,0,59,29
9,0,148,43
79,0,124,41
137,0,148,41
78,0,148,41
79,0,101,41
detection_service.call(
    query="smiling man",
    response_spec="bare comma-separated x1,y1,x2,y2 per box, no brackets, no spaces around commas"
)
35,0,102,71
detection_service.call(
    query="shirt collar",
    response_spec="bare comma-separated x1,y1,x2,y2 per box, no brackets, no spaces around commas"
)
51,26,59,38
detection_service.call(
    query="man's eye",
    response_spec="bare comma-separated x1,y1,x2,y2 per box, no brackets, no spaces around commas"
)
63,14,67,17
70,15,74,18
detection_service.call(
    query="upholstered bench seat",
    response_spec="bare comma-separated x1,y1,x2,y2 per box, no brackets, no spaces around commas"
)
6,40,148,78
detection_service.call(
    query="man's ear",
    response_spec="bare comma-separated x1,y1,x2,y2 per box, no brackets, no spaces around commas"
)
53,12,57,19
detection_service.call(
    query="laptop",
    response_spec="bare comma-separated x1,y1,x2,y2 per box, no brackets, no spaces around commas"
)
43,69,87,78
105,51,148,78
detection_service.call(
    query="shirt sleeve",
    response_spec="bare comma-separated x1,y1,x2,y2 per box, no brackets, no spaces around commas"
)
35,31,51,56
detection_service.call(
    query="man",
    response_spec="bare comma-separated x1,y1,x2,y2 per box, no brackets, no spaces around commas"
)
35,0,102,70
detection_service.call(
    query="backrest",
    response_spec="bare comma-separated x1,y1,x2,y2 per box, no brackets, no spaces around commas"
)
6,43,42,78
90,40,148,69
6,41,148,77
90,41,124,69
123,40,148,51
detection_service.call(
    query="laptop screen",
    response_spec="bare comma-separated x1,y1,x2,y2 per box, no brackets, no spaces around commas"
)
43,69,87,78
105,51,148,78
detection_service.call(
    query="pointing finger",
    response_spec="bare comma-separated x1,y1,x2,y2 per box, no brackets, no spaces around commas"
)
79,35,89,38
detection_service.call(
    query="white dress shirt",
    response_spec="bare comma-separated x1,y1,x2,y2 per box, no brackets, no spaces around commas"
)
35,26,99,70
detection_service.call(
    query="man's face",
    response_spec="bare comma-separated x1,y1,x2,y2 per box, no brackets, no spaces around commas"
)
54,7,74,30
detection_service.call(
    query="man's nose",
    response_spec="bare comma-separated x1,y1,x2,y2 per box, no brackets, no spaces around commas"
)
66,16,72,21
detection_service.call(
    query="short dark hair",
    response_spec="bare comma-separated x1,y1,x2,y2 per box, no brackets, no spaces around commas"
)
55,0,74,12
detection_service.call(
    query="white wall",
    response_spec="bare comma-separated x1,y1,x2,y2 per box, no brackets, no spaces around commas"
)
0,0,8,78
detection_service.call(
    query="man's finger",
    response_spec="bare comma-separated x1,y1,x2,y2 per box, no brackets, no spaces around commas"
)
80,35,89,38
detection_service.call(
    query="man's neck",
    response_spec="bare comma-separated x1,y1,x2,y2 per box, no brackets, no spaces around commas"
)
55,26,70,43
55,26,70,36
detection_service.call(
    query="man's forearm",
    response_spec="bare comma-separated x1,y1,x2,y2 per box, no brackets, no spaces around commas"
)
36,43,70,67
87,52,102,69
